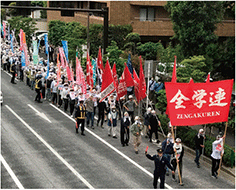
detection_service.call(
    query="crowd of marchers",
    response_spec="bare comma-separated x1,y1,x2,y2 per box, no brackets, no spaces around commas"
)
1,36,226,189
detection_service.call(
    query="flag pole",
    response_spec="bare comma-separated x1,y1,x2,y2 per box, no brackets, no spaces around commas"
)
202,124,207,162
171,126,182,185
218,122,228,176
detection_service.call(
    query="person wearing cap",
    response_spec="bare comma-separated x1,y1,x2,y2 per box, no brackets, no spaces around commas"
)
171,138,184,185
145,148,175,189
120,112,131,147
61,83,70,112
46,75,52,101
194,128,205,168
123,95,138,124
50,77,58,104
143,107,152,138
161,133,174,176
130,116,144,154
75,99,86,135
107,106,118,138
211,134,225,179
149,110,161,143
69,88,76,117
10,62,17,84
34,75,43,103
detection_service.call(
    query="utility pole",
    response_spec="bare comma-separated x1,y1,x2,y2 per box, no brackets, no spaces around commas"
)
87,1,90,54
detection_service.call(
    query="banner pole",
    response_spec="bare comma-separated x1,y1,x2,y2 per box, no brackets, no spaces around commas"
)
218,122,228,176
202,124,207,162
171,126,182,185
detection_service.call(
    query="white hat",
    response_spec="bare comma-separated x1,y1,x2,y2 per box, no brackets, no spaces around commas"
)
129,95,133,99
151,110,156,114
199,129,204,133
147,107,152,111
167,133,172,138
176,138,181,143
135,116,139,121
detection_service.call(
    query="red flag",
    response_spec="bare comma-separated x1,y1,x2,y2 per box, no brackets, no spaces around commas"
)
133,69,140,102
100,60,115,102
86,52,93,88
117,71,127,100
124,63,134,87
56,53,61,85
206,73,211,83
76,56,87,94
171,55,177,83
139,56,146,100
59,47,66,68
112,63,119,90
165,79,234,126
19,29,23,51
3,22,6,39
97,47,104,71
66,65,72,81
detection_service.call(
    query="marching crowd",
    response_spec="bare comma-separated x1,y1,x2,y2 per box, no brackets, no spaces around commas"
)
1,36,226,189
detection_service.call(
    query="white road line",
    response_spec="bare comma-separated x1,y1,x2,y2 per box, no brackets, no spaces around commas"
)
27,104,52,123
5,105,94,189
2,69,19,81
50,103,173,189
0,154,25,189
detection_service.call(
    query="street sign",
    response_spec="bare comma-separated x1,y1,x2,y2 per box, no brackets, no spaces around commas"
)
144,60,153,77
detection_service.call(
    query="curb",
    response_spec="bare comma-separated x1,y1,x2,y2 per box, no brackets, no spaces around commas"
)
158,132,235,177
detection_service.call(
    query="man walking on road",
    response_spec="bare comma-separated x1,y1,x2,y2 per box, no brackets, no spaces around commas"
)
194,129,205,168
145,148,175,189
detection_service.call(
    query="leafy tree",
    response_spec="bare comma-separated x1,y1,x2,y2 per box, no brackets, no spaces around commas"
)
48,20,67,46
7,2,18,17
31,1,47,19
89,24,103,57
155,89,167,114
166,1,224,57
124,32,141,55
177,55,207,83
104,41,126,77
8,16,38,47
136,42,159,60
1,9,6,20
108,24,133,49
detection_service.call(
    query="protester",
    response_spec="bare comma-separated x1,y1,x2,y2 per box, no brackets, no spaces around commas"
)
97,97,107,129
107,106,118,138
85,95,95,129
130,116,144,154
194,128,205,168
10,62,17,84
51,76,58,104
211,135,225,179
69,88,76,117
75,99,86,135
162,133,174,176
61,83,69,112
120,112,130,147
149,110,161,143
145,148,175,189
143,107,152,138
34,75,42,103
171,138,184,185
123,95,138,124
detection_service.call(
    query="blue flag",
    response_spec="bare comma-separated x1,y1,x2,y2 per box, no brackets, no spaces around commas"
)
62,40,69,62
44,34,48,55
46,60,50,79
10,34,14,53
37,39,41,52
92,59,97,86
127,54,133,75
1,23,3,36
21,51,25,67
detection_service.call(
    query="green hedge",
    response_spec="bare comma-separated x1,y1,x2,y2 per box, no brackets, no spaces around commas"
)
158,114,235,167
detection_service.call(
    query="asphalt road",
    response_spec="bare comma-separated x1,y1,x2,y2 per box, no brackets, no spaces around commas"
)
1,69,235,189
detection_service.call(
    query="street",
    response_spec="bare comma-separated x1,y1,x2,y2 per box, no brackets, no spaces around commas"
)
1,70,235,189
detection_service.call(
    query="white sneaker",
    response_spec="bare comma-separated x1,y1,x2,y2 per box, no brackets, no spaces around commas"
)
71,115,73,118
94,116,98,120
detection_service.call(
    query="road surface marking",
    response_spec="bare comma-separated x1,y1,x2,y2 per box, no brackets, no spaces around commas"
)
27,104,51,123
1,154,24,189
50,103,173,189
2,69,19,81
5,105,94,189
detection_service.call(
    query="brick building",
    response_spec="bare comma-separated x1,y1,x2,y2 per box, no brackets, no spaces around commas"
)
47,1,235,46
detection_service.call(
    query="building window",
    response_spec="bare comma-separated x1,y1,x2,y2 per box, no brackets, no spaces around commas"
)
49,1,60,7
140,7,155,21
61,1,75,17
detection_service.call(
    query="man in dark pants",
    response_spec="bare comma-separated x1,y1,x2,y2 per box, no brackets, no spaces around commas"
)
10,63,17,84
97,98,107,128
194,128,205,168
145,148,175,189
75,99,86,135
34,75,42,103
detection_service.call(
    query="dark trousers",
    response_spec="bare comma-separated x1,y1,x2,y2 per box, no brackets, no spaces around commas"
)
194,149,202,166
149,129,158,142
120,126,129,145
52,92,57,104
11,72,15,83
211,156,220,176
20,70,24,81
58,95,62,106
97,111,105,127
128,111,134,124
70,100,75,115
153,172,165,189
171,159,183,180
86,111,94,127
27,77,30,86
35,89,41,102
42,86,45,98
63,99,68,111
76,119,85,134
